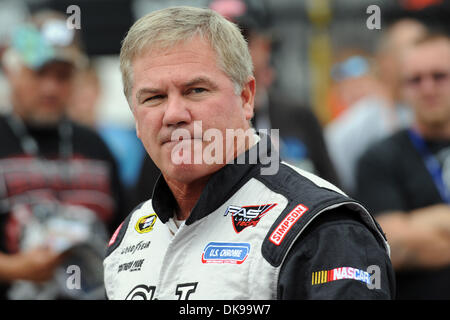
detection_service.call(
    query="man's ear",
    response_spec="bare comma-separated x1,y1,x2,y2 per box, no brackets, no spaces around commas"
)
240,76,256,121
135,121,141,139
131,106,141,139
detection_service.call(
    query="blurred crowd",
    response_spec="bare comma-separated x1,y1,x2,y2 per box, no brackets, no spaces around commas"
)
0,0,449,300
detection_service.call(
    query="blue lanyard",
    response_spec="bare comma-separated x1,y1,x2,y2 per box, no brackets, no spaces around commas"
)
408,129,450,204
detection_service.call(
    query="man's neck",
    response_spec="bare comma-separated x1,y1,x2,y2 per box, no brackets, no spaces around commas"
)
414,121,450,140
13,112,62,130
165,175,211,221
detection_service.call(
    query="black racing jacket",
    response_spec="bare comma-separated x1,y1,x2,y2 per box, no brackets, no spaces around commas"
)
104,134,395,299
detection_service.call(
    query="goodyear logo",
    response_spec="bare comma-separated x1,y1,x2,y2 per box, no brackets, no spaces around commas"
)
135,214,157,234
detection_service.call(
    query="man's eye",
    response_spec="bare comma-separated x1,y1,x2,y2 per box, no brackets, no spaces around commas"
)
190,88,207,94
143,95,164,103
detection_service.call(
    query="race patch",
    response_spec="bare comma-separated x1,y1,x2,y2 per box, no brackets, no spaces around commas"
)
135,214,157,234
108,221,124,247
224,203,277,233
269,203,308,245
118,259,145,273
312,267,371,286
201,242,250,264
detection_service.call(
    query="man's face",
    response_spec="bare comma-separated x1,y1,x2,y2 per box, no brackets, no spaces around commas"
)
9,61,75,125
131,36,255,184
401,39,450,128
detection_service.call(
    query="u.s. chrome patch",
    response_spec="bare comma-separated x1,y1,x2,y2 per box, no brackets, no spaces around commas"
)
135,214,157,234
201,242,250,264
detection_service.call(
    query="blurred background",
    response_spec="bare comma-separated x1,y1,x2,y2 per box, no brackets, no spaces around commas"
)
0,0,449,191
1,0,450,300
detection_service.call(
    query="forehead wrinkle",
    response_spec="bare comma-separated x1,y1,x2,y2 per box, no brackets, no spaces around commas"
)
183,76,218,90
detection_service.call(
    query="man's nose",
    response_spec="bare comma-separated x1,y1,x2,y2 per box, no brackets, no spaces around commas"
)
162,94,192,126
419,75,437,94
40,76,63,95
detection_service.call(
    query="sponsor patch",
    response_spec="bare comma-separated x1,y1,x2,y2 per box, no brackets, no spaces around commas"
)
201,242,250,264
269,203,308,245
135,214,157,234
312,266,371,286
108,221,124,247
118,259,145,273
224,203,277,233
120,240,151,255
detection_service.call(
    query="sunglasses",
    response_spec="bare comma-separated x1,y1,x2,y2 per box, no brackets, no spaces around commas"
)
404,71,450,87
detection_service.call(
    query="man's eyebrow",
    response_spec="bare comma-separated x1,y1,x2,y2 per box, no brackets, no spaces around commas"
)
136,88,161,101
184,77,218,89
135,77,218,101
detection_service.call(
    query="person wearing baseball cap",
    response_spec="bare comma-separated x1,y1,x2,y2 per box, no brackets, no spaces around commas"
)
1,10,87,125
0,10,125,300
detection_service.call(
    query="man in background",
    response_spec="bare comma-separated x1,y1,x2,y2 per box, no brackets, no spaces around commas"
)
356,33,450,299
326,19,427,195
0,10,126,299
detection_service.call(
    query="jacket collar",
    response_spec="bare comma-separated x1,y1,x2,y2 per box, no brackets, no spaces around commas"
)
151,132,279,224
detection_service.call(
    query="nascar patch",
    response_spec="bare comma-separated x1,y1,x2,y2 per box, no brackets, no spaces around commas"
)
312,266,371,286
135,214,157,234
201,242,250,264
108,221,124,247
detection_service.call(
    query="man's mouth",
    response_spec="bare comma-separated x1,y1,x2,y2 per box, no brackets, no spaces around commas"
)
162,137,203,145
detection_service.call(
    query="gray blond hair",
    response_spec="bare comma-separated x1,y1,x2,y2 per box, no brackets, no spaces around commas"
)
119,6,254,106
